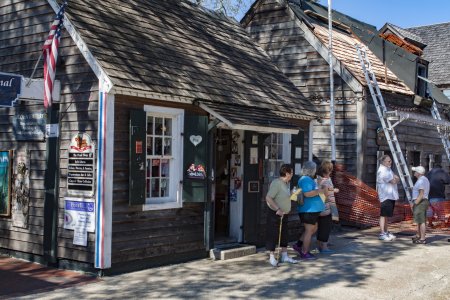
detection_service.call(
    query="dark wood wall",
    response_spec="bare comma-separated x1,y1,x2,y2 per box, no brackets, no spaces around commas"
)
245,0,360,175
0,0,98,264
364,90,446,187
111,96,206,266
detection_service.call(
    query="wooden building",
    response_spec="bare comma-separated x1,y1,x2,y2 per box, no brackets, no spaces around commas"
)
0,0,318,273
242,0,450,188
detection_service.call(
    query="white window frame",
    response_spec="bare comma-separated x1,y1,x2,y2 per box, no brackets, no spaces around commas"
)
143,105,184,210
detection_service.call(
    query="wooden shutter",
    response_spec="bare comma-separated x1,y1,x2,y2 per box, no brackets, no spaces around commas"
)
183,114,208,202
129,110,147,205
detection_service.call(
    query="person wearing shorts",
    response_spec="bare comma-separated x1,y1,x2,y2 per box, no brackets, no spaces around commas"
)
293,161,326,260
411,166,430,244
376,155,400,241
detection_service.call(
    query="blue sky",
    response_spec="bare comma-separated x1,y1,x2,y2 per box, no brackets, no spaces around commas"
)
315,0,450,29
236,1,450,29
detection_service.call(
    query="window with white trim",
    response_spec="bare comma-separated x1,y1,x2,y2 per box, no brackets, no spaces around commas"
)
143,105,184,210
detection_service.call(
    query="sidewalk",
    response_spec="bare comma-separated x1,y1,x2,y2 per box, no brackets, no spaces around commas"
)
3,223,450,300
0,256,98,298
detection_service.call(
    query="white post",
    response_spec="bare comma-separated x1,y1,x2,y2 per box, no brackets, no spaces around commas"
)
328,0,336,162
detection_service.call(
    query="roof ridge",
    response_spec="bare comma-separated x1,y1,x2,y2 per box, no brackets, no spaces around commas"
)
407,21,450,29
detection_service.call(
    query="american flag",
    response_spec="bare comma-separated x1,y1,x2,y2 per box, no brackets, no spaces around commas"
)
42,1,67,108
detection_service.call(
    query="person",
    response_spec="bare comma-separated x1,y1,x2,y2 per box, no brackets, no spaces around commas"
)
410,166,430,244
426,164,450,225
265,164,298,266
292,161,326,260
315,160,339,253
376,155,400,241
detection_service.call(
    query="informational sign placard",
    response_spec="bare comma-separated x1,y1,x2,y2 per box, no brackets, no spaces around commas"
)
12,111,46,141
63,197,95,233
67,133,95,197
0,72,22,107
12,149,30,228
0,151,12,216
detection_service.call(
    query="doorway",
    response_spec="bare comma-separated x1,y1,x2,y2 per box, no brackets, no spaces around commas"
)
214,129,232,243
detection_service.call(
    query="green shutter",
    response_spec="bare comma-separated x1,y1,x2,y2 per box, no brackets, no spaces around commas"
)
129,110,147,205
183,114,208,202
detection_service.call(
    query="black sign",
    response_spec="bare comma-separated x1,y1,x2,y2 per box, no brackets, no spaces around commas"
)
12,111,46,141
68,165,93,171
69,153,94,158
68,159,93,165
0,73,22,107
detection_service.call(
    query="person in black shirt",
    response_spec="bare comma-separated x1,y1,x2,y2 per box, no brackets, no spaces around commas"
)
425,165,450,225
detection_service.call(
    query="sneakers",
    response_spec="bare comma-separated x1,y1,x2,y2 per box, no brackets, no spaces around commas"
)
299,251,317,260
379,232,394,241
292,243,302,255
280,255,298,264
269,255,278,267
387,231,396,240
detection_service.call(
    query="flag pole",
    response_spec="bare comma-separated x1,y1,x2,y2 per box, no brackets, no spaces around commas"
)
42,1,66,266
328,0,336,163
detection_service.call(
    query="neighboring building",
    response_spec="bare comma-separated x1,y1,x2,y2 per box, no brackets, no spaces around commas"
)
406,23,450,100
242,0,450,187
0,0,318,273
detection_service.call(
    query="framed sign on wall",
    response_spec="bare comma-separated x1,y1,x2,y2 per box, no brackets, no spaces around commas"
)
0,150,12,216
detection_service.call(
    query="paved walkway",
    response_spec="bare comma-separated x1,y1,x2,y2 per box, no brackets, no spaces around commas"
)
2,223,450,300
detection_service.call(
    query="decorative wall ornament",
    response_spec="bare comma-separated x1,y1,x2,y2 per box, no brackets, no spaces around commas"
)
186,164,206,179
189,135,202,146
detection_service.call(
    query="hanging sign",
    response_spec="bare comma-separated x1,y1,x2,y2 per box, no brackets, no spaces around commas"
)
0,72,22,107
67,133,95,197
12,111,46,141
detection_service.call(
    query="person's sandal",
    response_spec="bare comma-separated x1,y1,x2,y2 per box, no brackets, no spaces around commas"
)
411,235,420,242
413,239,426,244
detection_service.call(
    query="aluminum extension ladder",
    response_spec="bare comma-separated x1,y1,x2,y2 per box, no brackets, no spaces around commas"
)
418,75,450,162
356,44,413,202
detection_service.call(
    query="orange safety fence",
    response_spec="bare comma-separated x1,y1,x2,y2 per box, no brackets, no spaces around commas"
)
331,164,450,230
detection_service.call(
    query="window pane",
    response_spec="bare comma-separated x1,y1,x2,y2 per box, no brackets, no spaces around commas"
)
164,118,172,136
164,138,172,156
147,137,153,155
155,118,163,135
146,179,150,198
277,145,283,159
152,159,160,177
278,134,283,143
161,159,169,177
151,178,159,197
161,178,169,197
147,116,154,134
146,159,151,177
155,137,162,155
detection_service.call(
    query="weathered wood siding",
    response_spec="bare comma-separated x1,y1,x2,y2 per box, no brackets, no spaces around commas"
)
111,96,206,265
364,90,446,187
245,0,360,175
0,0,98,263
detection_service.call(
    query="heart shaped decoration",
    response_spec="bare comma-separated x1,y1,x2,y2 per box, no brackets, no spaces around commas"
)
190,135,202,146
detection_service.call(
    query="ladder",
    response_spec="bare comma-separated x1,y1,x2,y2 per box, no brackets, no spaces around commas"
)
418,75,450,162
356,44,413,202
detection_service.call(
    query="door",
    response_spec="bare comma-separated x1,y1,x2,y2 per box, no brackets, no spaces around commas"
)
242,131,265,245
214,129,232,241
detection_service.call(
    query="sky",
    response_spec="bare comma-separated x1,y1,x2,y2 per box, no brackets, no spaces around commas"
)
315,0,450,29
235,0,450,29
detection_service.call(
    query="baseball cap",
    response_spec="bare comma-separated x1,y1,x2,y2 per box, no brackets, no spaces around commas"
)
412,166,425,175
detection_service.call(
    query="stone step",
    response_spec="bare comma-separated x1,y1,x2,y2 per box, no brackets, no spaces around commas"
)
209,244,256,261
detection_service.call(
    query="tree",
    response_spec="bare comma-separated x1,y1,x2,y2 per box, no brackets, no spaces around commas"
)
192,0,253,18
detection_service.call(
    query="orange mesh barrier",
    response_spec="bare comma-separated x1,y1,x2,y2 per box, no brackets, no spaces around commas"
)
331,164,450,229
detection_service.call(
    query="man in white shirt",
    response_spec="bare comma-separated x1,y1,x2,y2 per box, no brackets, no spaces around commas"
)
376,155,400,241
411,166,430,244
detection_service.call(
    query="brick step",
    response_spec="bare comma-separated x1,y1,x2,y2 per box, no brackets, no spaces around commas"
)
209,244,256,261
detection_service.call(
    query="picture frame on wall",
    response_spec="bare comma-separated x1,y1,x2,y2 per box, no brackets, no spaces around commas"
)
0,150,12,217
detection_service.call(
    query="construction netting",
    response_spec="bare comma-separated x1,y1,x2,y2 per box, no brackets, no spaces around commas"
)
331,164,450,229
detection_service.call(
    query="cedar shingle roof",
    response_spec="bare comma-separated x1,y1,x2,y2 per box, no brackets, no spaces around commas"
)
63,0,317,119
309,21,414,95
407,22,450,86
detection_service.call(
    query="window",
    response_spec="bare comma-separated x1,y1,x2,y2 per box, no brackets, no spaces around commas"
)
263,133,289,183
143,105,184,210
417,63,428,97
